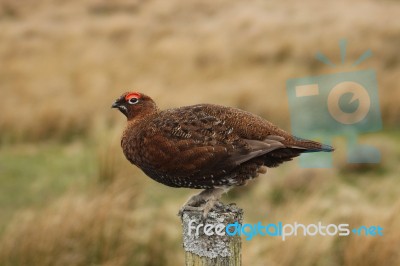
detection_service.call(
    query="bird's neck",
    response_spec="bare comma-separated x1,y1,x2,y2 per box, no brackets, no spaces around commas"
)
122,103,158,158
127,105,159,123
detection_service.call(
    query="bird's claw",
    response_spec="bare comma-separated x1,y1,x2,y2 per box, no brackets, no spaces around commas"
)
178,188,226,219
178,199,220,219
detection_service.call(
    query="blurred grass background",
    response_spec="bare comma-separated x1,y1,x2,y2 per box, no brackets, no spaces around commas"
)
0,0,399,265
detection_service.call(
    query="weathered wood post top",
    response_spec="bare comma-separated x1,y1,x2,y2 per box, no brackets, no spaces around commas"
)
180,203,243,266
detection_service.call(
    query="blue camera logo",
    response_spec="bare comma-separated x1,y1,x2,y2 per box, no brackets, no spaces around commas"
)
286,40,382,168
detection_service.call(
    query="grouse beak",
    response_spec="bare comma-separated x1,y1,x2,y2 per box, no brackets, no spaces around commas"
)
111,101,119,108
112,100,128,116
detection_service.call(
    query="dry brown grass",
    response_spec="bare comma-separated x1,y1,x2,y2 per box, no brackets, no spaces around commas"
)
0,177,136,265
0,0,399,142
0,174,184,266
1,0,400,265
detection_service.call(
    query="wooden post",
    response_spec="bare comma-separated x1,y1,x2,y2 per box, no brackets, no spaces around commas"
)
180,203,243,266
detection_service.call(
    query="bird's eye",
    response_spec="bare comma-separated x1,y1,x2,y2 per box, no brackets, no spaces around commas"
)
128,97,139,105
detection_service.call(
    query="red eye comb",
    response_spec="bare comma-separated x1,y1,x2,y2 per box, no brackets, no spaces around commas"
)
125,92,141,101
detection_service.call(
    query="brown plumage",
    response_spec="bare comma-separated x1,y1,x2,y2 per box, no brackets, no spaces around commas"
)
112,91,333,216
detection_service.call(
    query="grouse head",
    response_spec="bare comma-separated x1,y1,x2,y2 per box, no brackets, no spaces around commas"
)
111,92,157,120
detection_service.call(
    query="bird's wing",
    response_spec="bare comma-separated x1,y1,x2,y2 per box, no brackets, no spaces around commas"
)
196,104,333,167
140,104,332,175
232,138,285,165
139,106,286,176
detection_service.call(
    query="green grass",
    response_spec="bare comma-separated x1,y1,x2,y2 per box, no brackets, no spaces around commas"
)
1,130,399,265
0,132,399,265
0,141,96,234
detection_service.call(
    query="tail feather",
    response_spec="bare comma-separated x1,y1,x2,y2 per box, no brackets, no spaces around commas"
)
260,136,333,168
291,136,334,153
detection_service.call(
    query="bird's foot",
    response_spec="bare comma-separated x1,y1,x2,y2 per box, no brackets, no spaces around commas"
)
178,198,221,219
178,188,227,219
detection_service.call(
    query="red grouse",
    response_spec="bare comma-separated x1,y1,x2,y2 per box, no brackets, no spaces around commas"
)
112,92,333,216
